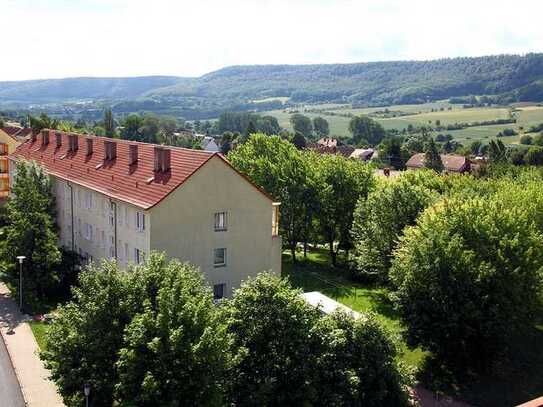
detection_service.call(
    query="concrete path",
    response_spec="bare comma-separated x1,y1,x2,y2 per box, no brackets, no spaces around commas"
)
0,331,25,406
0,283,64,406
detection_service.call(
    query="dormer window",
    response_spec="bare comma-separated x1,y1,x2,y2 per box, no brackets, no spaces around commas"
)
104,140,117,160
68,134,79,152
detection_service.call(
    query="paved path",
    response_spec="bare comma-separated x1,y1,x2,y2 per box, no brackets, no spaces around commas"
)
0,283,65,406
0,332,25,406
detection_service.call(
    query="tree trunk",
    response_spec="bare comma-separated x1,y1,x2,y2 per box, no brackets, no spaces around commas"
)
303,241,308,259
291,244,297,263
329,241,336,266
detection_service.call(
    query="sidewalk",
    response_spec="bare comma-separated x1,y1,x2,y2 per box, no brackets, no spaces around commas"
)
0,283,64,407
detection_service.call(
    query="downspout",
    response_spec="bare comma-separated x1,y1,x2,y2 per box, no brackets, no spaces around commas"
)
111,200,118,259
67,182,75,252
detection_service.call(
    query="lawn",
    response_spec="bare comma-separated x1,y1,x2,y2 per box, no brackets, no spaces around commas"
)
281,248,426,368
28,321,49,350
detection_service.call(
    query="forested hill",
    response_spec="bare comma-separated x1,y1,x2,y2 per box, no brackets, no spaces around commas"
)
1,54,543,118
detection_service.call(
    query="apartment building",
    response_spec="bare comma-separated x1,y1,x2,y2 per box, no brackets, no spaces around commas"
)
0,126,31,200
10,129,282,298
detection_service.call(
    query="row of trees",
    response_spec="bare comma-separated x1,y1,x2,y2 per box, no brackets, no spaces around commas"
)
349,165,543,371
43,255,410,406
229,134,375,265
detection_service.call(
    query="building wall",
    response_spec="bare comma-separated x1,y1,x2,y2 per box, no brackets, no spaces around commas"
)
150,155,281,297
52,177,150,266
0,130,22,198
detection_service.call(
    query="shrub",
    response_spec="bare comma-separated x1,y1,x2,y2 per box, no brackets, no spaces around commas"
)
520,134,533,145
390,195,543,370
525,146,543,166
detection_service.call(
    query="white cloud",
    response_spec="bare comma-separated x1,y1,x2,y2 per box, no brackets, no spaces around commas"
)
0,0,542,80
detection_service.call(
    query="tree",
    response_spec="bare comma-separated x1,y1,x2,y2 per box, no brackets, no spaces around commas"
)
520,134,533,145
1,161,61,303
120,114,144,141
488,139,507,162
258,115,281,135
524,146,543,166
43,253,232,407
291,131,306,150
315,154,375,265
245,120,257,139
379,136,405,169
225,273,322,405
424,138,444,172
350,173,439,282
156,116,178,145
290,113,313,138
390,192,543,369
41,260,134,407
115,257,231,406
139,113,160,143
104,108,115,137
312,117,329,137
229,135,313,261
469,140,483,155
29,113,60,133
314,312,410,407
533,133,543,146
348,116,385,146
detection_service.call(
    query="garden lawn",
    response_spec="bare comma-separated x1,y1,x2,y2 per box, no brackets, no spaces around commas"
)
29,321,49,351
282,248,426,368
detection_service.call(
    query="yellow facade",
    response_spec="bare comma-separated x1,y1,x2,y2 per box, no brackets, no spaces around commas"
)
150,155,282,297
0,129,22,198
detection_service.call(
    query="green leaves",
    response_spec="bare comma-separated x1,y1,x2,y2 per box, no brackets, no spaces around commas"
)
390,186,543,369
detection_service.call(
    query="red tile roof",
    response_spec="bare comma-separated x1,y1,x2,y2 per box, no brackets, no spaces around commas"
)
11,130,272,209
1,126,32,142
406,153,470,173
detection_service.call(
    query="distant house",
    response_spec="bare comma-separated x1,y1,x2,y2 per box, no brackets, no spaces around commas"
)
198,135,220,152
309,137,355,158
406,153,471,173
350,148,375,161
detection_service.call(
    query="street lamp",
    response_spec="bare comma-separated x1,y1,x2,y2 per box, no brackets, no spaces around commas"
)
83,383,91,407
16,256,25,311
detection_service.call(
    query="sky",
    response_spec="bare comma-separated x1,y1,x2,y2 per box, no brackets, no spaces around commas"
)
1,0,543,81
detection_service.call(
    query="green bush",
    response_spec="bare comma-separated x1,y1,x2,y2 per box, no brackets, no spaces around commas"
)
390,194,543,370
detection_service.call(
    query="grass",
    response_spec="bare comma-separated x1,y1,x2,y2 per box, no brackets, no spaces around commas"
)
28,321,49,350
263,103,543,145
282,248,426,368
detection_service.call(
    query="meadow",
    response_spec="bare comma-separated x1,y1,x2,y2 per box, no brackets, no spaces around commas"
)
263,102,543,145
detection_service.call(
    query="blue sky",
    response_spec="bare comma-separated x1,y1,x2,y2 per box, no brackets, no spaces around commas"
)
1,0,542,80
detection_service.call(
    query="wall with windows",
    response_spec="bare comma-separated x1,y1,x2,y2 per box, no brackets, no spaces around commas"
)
52,178,150,267
0,130,22,198
150,155,281,298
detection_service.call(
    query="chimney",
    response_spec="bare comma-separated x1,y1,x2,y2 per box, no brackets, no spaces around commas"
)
41,129,49,145
55,131,62,148
86,138,93,156
31,130,37,143
68,134,79,152
129,144,138,165
154,147,171,172
104,140,117,160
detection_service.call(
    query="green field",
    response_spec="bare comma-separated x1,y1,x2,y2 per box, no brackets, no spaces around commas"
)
263,103,543,145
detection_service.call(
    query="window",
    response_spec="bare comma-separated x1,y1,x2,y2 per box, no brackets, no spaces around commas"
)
214,212,227,231
125,243,129,262
213,283,226,300
109,235,115,259
109,201,115,228
136,212,145,232
124,207,129,226
84,191,93,210
213,248,227,267
83,223,93,241
272,204,279,236
134,248,145,264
